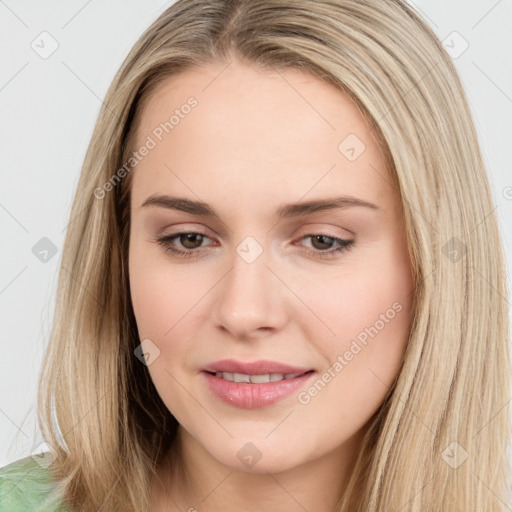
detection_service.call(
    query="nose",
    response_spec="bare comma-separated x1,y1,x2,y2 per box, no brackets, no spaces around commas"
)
211,245,288,339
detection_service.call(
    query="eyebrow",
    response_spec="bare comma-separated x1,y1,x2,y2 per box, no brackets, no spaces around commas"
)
141,194,379,219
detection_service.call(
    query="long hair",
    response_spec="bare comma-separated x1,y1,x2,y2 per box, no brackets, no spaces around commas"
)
37,0,511,510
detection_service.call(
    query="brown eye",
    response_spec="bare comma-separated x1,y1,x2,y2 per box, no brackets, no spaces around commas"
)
179,233,205,249
309,234,336,251
299,234,354,260
154,231,213,258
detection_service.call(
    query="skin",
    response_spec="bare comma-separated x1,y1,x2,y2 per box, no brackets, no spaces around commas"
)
128,56,415,511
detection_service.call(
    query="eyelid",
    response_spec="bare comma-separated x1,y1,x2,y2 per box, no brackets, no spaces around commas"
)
156,224,213,240
158,222,351,239
155,223,353,246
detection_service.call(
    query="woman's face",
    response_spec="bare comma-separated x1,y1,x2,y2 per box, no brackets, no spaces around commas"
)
128,58,414,474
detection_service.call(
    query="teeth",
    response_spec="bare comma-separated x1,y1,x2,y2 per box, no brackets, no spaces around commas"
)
214,371,304,383
233,373,251,383
250,374,272,383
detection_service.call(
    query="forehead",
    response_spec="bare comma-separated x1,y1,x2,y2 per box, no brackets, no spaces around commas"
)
130,60,396,215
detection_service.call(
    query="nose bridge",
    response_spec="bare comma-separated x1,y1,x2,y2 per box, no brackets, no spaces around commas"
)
212,236,285,336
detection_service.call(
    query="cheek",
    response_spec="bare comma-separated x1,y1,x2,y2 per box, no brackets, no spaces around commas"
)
129,240,208,340
299,241,413,386
128,247,204,413
302,246,413,349
292,275,412,444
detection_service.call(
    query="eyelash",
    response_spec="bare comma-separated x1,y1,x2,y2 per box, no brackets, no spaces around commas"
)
153,231,354,260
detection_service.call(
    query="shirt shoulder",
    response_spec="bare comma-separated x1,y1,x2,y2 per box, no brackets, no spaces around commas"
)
0,455,71,512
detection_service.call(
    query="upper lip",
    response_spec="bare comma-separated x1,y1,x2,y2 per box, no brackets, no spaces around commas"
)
202,359,313,375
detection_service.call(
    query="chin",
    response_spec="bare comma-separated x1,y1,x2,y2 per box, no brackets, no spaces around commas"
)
205,438,308,475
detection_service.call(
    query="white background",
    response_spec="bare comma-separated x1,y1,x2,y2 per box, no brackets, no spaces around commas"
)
1,0,511,468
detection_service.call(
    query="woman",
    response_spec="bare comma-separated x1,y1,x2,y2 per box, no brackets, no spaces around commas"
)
1,0,510,510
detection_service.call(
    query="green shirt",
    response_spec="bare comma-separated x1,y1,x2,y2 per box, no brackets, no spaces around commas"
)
0,456,70,511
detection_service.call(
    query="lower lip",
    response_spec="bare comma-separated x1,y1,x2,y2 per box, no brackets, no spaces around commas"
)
201,371,315,409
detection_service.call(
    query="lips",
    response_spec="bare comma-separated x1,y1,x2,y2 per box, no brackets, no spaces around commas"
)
200,359,315,408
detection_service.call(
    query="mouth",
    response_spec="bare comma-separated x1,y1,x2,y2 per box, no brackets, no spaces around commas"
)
200,363,316,409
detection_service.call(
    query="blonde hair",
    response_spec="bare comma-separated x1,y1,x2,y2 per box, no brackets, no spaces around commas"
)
37,0,511,510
